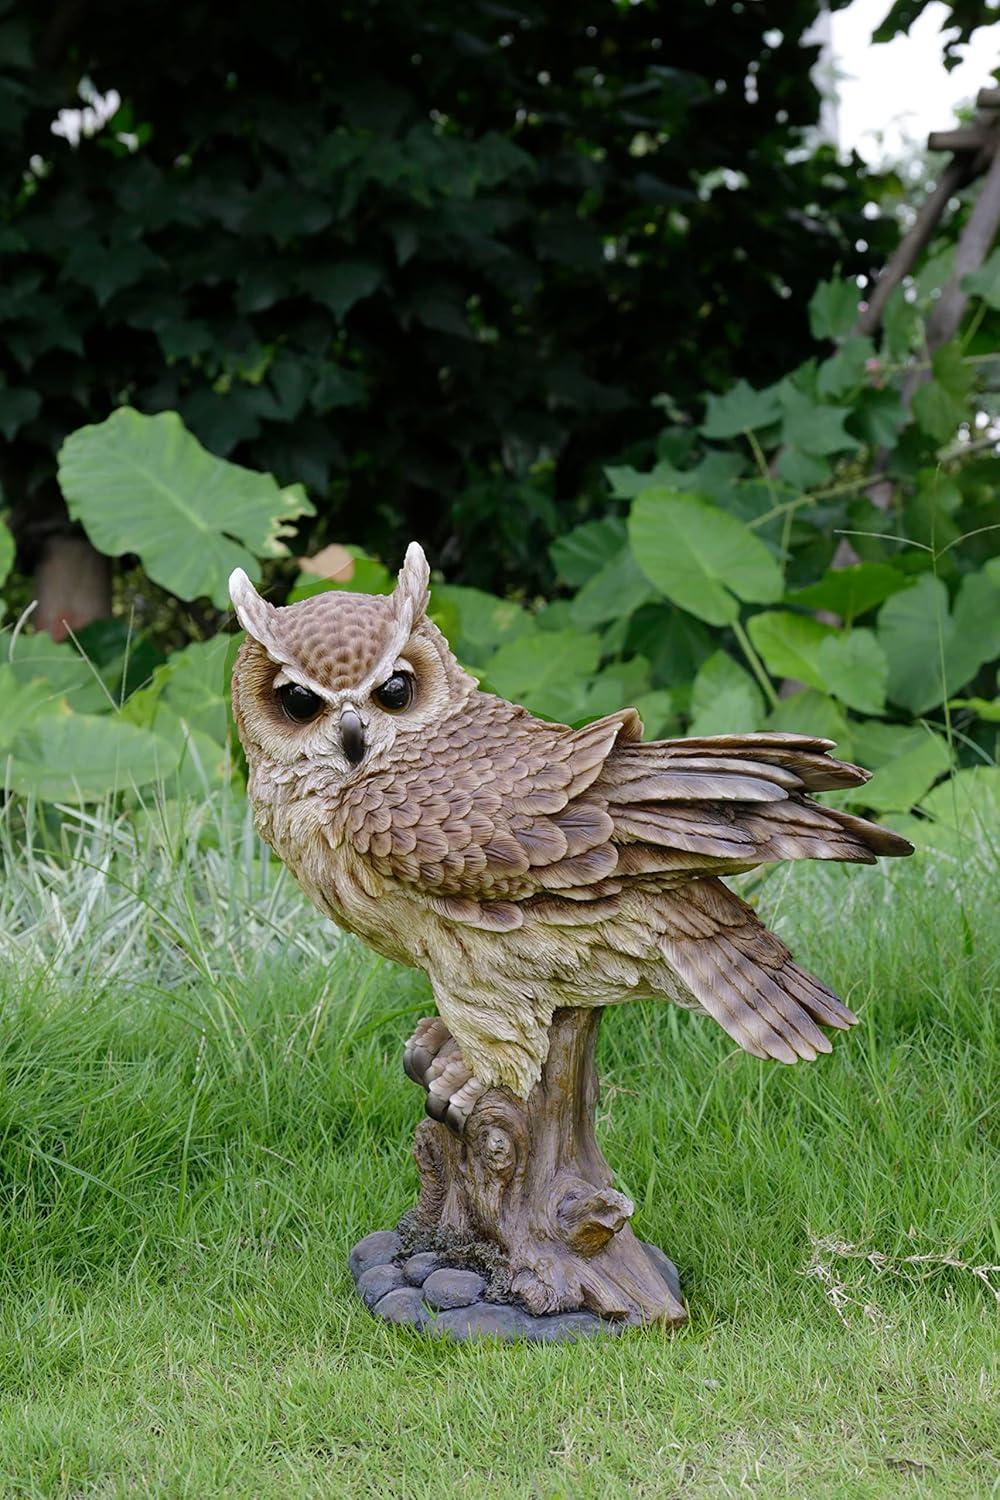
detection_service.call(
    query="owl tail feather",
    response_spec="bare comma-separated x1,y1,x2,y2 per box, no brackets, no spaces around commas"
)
656,878,857,1064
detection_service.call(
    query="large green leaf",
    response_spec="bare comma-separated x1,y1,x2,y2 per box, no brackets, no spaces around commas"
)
0,665,63,749
748,612,886,713
4,710,178,802
58,409,315,607
431,585,533,665
569,547,656,630
878,570,1000,715
483,628,600,724
747,611,831,689
628,489,783,627
549,517,626,586
765,688,853,759
688,651,764,736
786,563,910,621
579,656,652,722
816,629,887,715
859,731,952,814
123,636,231,743
8,632,118,714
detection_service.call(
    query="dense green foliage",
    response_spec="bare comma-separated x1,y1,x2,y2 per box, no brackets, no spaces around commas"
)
2,258,997,824
0,794,995,1494
1,0,901,591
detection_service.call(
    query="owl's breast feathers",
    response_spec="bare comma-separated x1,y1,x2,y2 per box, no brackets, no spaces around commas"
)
330,700,912,1078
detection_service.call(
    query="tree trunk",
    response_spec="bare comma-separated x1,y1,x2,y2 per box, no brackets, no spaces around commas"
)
399,1007,686,1326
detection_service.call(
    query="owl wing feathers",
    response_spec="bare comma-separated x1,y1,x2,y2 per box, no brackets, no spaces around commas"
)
340,704,910,921
652,877,856,1063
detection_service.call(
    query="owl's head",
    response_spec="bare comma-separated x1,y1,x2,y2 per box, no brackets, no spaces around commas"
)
229,542,476,774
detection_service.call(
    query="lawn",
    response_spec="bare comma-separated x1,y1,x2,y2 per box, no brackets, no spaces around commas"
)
0,795,996,1498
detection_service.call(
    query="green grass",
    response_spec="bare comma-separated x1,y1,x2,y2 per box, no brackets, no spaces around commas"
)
0,797,997,1498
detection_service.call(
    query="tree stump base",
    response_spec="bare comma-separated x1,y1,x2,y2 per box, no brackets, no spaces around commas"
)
350,1007,687,1340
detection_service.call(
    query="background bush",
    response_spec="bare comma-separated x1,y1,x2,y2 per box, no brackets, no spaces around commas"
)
0,1,997,831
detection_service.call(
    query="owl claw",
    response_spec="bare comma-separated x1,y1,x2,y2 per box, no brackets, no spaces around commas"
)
425,1056,486,1136
404,1017,484,1135
403,1016,453,1087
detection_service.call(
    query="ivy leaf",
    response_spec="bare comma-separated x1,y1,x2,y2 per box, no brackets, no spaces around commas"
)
298,261,381,320
604,461,680,500
699,380,780,439
816,628,888,714
911,342,972,444
62,238,164,306
850,386,909,448
778,383,860,456
58,408,315,607
961,248,1000,309
911,381,965,444
808,279,859,340
787,563,910,621
0,513,13,587
0,387,40,440
816,336,874,399
689,651,764,736
629,489,783,627
880,286,922,361
747,610,831,689
776,448,830,489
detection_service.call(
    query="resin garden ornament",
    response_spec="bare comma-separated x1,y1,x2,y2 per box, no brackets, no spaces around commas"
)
229,544,913,1340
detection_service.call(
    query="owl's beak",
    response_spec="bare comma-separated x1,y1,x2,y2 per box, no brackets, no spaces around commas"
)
339,707,366,767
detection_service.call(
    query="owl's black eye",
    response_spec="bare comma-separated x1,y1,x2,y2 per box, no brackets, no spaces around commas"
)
374,673,413,712
277,682,324,723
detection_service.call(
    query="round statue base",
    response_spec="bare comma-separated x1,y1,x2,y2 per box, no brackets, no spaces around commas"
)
349,1229,683,1342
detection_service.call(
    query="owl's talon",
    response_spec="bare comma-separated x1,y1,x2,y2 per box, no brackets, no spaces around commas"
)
425,1056,485,1136
403,1017,453,1087
444,1077,487,1135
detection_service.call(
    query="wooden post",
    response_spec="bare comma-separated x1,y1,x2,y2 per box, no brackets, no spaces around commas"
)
398,1008,687,1327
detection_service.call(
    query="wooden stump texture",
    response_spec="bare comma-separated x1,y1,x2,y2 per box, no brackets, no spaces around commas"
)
398,1007,687,1327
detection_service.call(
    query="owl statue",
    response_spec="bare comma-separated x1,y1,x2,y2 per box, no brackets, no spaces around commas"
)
230,543,912,1132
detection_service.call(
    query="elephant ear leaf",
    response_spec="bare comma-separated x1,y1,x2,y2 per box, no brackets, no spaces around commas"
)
58,408,314,608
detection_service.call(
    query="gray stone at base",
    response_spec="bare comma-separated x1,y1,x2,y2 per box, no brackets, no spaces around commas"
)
422,1268,487,1310
402,1251,442,1286
373,1286,429,1329
525,1309,625,1342
356,1262,406,1309
349,1231,401,1279
427,1302,540,1341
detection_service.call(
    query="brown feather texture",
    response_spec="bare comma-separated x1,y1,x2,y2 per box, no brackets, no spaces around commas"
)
230,544,913,1097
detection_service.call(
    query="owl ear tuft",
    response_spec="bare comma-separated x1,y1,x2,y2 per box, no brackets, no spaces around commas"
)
229,568,285,657
392,542,431,631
